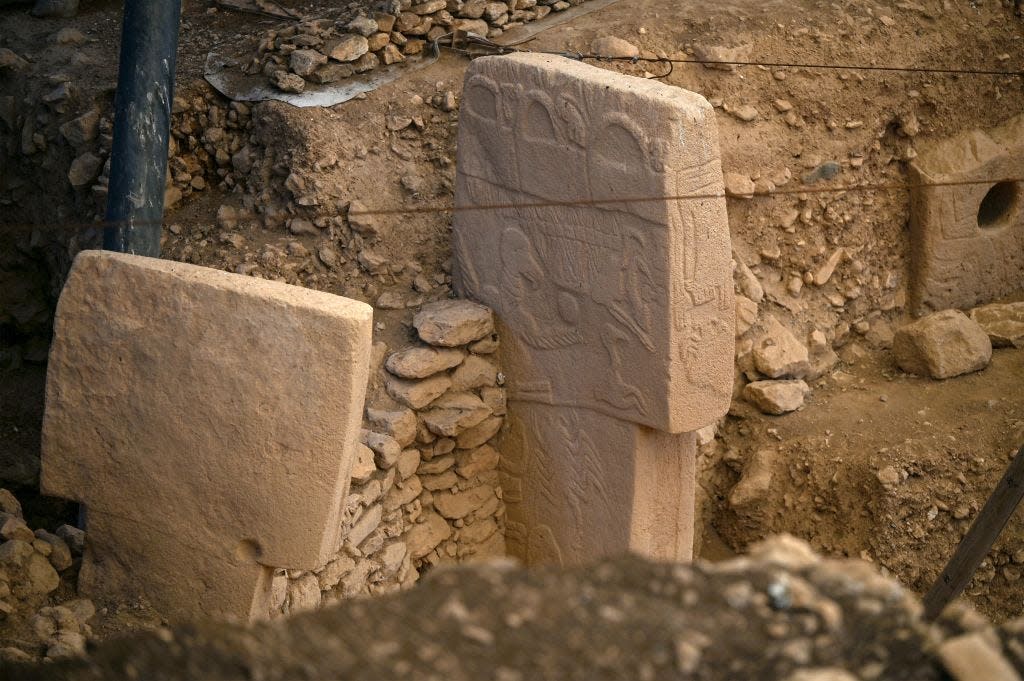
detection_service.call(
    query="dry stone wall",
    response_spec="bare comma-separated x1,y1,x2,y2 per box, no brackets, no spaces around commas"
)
276,299,507,616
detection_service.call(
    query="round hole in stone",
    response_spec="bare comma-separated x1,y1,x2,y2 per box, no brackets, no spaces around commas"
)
977,181,1020,229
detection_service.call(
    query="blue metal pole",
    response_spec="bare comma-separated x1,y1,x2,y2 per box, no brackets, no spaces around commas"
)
103,0,182,256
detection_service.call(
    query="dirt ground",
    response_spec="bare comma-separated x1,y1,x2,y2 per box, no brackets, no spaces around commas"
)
1,0,1024,652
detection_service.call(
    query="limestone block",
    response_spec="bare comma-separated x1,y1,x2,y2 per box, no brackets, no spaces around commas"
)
909,115,1024,313
500,404,697,565
970,301,1024,348
452,53,734,434
41,251,373,622
743,380,809,415
893,310,992,379
452,53,731,567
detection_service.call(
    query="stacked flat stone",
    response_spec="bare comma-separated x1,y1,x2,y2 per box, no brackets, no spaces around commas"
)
277,299,507,616
252,0,586,94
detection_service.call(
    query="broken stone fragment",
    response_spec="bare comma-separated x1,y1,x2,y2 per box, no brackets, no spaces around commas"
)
693,43,750,71
67,152,102,188
59,109,99,147
970,302,1024,348
349,444,376,485
420,392,491,437
735,295,758,338
724,172,755,198
385,346,466,379
455,444,500,479
813,248,846,286
385,372,452,410
729,448,775,509
743,380,809,415
346,16,380,36
449,354,498,390
406,511,451,559
289,49,328,77
433,485,495,520
0,491,22,518
325,34,370,62
752,316,809,379
33,531,71,571
272,70,305,93
413,300,494,348
365,408,417,448
589,36,639,59
893,310,992,379
362,431,402,469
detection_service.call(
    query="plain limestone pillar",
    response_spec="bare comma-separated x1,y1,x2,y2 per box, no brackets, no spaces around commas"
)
452,53,734,565
41,251,373,621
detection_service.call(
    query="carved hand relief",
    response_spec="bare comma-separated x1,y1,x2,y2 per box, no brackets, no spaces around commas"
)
453,53,734,434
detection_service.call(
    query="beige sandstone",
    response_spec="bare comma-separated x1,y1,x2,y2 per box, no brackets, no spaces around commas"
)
893,309,992,380
41,251,373,622
452,54,732,566
909,115,1024,313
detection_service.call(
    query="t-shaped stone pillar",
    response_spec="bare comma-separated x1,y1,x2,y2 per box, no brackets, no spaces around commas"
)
41,251,373,621
452,53,734,565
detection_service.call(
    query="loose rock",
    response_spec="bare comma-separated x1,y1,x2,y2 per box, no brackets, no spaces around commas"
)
893,310,992,379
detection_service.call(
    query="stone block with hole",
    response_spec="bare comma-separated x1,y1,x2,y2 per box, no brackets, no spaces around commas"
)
40,251,373,622
909,114,1024,313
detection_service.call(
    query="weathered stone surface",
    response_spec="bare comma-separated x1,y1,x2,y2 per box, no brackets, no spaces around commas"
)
396,449,420,480
385,346,466,379
589,36,639,58
347,505,383,548
452,54,731,567
384,373,451,409
350,444,376,485
453,53,733,433
420,392,491,437
289,49,328,77
12,539,961,681
970,302,1024,348
346,15,380,36
271,71,305,93
743,380,809,415
753,316,809,379
455,444,500,478
59,109,99,147
365,408,418,448
449,354,498,390
433,486,495,520
729,448,775,509
500,405,698,565
40,251,373,622
325,35,369,62
909,115,1024,313
362,431,402,469
405,511,451,559
33,530,72,571
455,415,502,450
893,310,992,379
67,152,101,188
413,300,494,347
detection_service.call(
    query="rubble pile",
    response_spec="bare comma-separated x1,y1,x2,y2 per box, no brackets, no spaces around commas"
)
244,0,582,95
11,535,1024,681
